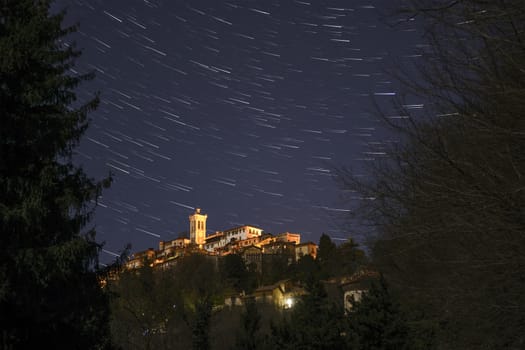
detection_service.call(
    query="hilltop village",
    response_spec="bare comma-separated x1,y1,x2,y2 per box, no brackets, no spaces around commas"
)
120,207,376,316
110,208,379,349
125,208,318,272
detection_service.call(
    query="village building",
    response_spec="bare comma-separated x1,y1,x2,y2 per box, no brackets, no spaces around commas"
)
247,279,308,309
203,225,263,253
295,241,318,261
322,268,380,314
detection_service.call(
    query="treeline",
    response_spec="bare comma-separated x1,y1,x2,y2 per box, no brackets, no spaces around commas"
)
108,234,430,350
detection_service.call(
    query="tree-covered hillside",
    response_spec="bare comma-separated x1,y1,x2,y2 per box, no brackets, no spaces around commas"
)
108,234,427,350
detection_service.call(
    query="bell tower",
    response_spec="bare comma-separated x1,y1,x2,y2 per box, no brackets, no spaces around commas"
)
189,208,207,246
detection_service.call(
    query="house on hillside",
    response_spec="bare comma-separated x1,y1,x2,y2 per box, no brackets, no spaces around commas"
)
248,279,308,309
322,268,380,314
125,248,156,269
295,241,318,260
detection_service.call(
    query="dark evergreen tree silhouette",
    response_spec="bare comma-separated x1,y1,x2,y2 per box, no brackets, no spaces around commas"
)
220,253,249,293
0,1,115,348
345,276,422,350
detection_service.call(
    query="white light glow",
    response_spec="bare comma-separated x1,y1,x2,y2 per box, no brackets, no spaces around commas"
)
285,297,293,309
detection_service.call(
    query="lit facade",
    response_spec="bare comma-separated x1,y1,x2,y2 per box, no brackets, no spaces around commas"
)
203,225,263,253
295,242,317,260
124,208,317,271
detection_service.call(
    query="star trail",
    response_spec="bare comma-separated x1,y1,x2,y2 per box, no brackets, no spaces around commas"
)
55,0,419,263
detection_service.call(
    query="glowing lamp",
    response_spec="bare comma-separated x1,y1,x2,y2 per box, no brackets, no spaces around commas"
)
284,297,294,309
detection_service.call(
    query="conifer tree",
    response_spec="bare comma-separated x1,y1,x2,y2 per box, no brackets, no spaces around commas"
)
0,1,114,348
345,276,419,350
317,233,338,278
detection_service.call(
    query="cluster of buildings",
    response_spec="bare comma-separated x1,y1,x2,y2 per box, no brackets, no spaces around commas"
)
123,208,376,312
226,269,380,312
125,208,318,271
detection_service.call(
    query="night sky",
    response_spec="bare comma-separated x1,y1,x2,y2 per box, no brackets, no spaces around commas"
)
54,0,420,264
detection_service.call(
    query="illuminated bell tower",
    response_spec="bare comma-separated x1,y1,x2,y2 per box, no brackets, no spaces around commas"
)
189,208,207,246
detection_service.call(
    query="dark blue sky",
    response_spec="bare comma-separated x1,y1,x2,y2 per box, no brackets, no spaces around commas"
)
56,0,420,264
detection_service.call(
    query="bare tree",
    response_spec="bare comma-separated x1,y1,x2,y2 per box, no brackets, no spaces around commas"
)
337,1,525,348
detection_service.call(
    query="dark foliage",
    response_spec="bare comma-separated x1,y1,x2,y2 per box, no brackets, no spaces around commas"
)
317,234,368,279
268,281,346,350
192,298,212,350
233,298,262,350
337,1,525,348
292,254,321,288
345,275,428,350
109,254,221,350
0,0,115,348
220,253,256,294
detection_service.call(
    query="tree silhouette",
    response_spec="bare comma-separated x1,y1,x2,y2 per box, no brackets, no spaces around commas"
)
233,299,262,350
345,276,424,350
269,281,345,350
0,1,115,348
337,1,525,348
